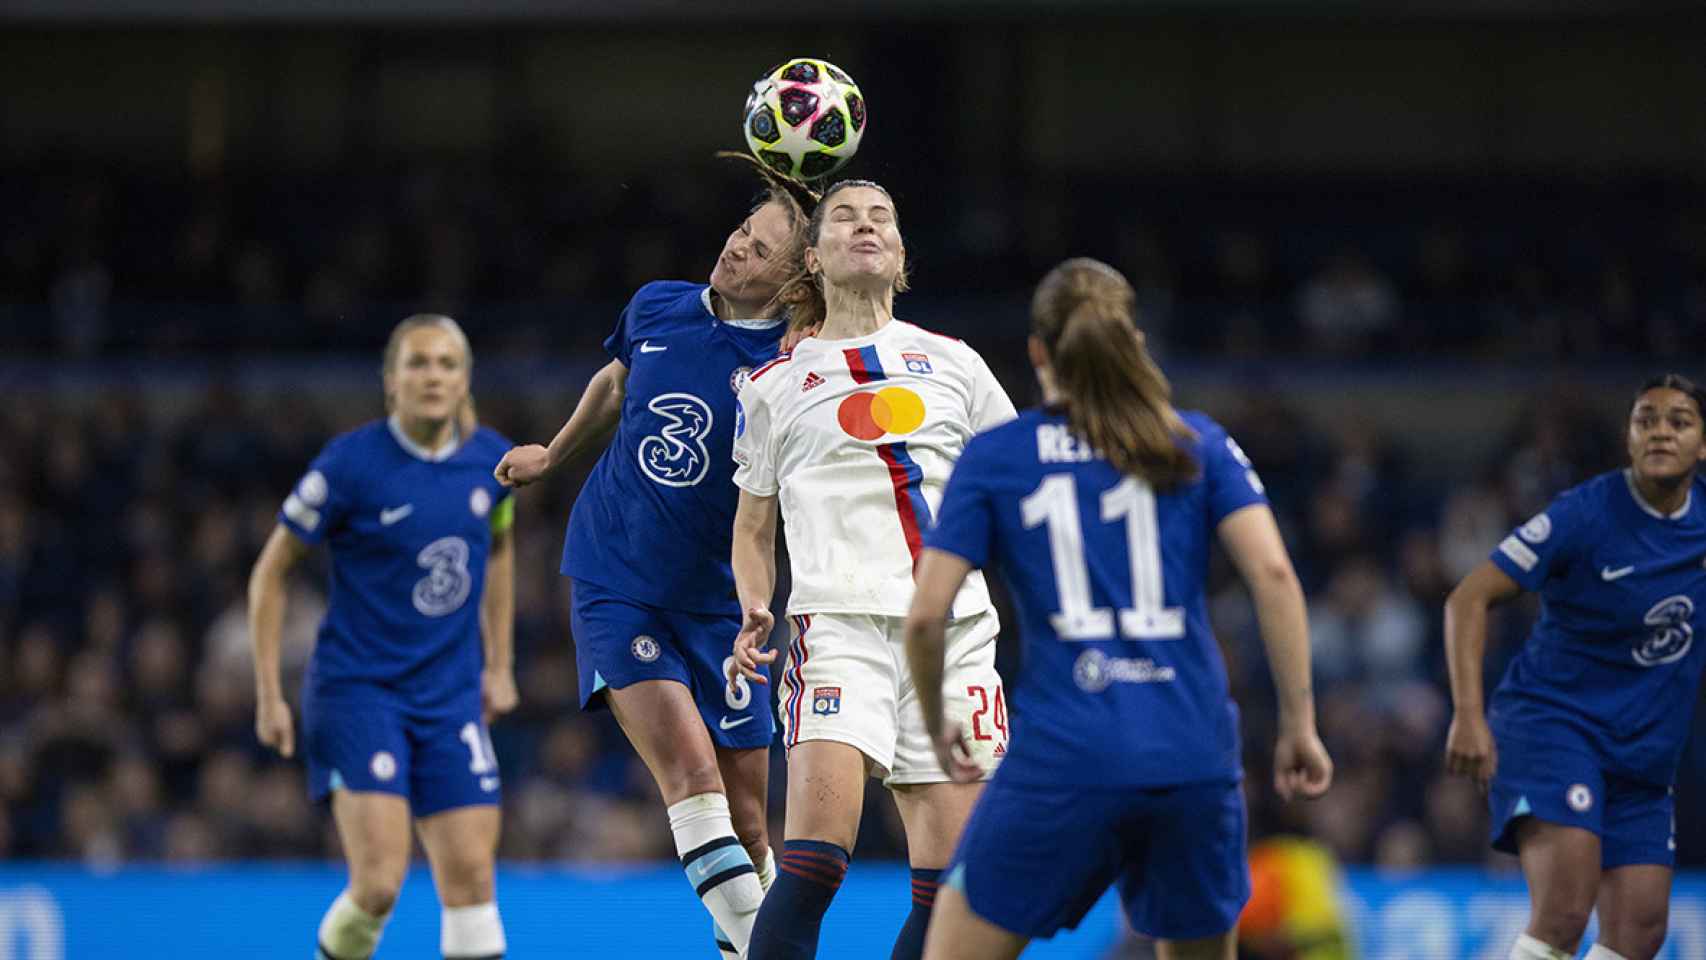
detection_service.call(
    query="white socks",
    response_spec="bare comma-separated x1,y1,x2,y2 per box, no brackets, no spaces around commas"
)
756,846,776,892
1510,933,1575,960
442,901,506,959
316,892,391,960
670,793,763,958
1583,945,1630,960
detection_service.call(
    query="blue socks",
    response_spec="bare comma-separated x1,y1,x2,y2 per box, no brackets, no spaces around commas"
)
890,867,942,960
747,839,851,960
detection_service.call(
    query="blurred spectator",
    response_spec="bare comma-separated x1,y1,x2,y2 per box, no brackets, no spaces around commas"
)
1296,249,1398,356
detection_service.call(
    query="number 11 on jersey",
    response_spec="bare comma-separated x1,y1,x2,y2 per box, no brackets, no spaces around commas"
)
1021,473,1184,641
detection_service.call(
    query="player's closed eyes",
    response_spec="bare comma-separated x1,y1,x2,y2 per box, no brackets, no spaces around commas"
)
738,222,769,259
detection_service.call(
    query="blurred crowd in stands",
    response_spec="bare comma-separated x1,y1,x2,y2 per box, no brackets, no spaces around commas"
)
4,370,1704,871
2,156,1705,361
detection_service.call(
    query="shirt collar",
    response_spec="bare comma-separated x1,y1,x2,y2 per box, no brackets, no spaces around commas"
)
702,286,784,330
1623,468,1691,520
388,414,461,462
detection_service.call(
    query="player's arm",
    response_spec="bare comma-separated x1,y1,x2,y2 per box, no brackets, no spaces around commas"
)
1442,559,1522,790
1218,504,1332,800
903,548,983,783
729,488,780,687
248,523,310,758
480,498,518,722
494,358,628,487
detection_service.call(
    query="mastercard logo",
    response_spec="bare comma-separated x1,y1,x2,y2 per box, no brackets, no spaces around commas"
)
837,386,926,440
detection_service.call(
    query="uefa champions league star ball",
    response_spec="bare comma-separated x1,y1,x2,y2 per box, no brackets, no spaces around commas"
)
742,58,866,182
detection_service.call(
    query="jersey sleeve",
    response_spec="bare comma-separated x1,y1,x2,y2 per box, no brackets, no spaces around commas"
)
602,287,649,368
924,433,998,568
1202,422,1270,525
1489,491,1584,591
731,385,779,497
278,443,352,546
966,349,1018,432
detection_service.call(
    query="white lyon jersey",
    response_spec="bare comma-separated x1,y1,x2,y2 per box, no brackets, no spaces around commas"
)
732,321,1017,618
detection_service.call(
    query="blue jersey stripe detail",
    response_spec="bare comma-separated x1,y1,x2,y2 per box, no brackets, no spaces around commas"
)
885,441,933,528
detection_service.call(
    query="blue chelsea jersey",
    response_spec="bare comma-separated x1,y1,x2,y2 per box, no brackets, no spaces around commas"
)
1488,469,1706,785
925,408,1269,788
563,281,785,615
279,419,514,707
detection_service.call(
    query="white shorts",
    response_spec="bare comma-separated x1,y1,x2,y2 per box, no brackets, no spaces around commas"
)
776,610,1008,786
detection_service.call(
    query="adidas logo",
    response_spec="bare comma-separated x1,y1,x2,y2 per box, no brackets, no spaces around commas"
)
993,742,1006,758
801,371,826,392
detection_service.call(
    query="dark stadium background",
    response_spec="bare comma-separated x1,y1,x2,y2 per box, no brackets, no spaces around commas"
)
2,1,1704,957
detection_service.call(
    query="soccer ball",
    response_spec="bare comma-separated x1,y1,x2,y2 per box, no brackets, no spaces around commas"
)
742,58,866,182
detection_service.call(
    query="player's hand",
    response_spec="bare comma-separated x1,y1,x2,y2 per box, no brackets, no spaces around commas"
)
1445,710,1497,792
779,323,821,353
494,444,551,488
482,667,519,724
730,606,777,691
1273,726,1332,801
931,725,983,784
256,696,295,758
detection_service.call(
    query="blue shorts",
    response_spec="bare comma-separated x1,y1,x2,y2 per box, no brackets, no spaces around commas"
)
302,685,499,817
946,774,1249,942
570,579,774,750
1490,729,1676,868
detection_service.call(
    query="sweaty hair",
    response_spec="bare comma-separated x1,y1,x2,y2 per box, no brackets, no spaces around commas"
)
777,178,911,336
1634,373,1706,420
381,313,476,430
1031,258,1198,489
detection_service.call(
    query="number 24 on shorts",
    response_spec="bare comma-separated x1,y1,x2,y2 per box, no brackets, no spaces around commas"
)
966,684,1007,741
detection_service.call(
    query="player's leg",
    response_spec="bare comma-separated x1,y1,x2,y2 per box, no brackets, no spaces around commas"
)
749,738,869,960
714,746,774,958
1591,866,1670,960
751,613,895,960
717,745,773,879
1588,777,1676,960
886,611,1006,960
608,681,764,955
417,806,506,960
572,580,763,955
1486,734,1608,958
686,605,777,958
410,706,507,960
1512,818,1602,957
321,792,413,960
920,883,1027,960
302,693,413,960
888,781,983,959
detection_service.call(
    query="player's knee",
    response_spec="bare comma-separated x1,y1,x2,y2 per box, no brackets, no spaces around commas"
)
661,757,725,803
439,854,497,906
1532,903,1594,950
1613,906,1668,960
349,880,402,918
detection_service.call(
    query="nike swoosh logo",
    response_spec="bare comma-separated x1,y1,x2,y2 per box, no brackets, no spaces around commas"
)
1601,565,1635,581
379,504,413,526
718,715,754,730
640,341,667,353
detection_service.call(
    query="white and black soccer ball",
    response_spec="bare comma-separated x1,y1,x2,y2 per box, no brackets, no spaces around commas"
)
742,58,866,182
